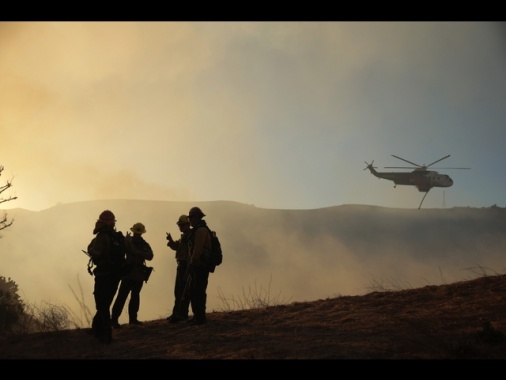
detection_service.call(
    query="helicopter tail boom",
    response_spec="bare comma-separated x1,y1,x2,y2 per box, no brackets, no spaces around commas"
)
365,161,412,184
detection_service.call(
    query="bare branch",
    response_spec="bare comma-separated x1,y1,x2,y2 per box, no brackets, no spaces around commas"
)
0,214,14,230
0,164,17,237
0,195,18,204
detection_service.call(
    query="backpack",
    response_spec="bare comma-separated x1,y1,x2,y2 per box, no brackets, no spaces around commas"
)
84,230,126,276
198,225,223,273
208,228,223,271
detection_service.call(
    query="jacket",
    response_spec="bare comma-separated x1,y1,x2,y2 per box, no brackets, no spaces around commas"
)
167,232,190,263
188,221,211,267
88,222,126,276
123,234,154,281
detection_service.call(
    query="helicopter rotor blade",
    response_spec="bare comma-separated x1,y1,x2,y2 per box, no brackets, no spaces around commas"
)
387,155,469,171
384,166,471,170
391,155,421,168
426,155,451,168
430,167,471,170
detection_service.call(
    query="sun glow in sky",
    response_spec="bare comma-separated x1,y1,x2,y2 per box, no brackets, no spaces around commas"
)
1,22,505,211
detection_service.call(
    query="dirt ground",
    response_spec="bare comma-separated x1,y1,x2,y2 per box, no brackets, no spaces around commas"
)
1,274,506,360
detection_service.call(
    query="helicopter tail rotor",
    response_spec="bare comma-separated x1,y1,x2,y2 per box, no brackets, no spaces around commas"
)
364,161,377,170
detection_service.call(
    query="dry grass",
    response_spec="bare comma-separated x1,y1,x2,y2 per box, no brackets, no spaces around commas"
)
216,275,292,311
1,273,506,359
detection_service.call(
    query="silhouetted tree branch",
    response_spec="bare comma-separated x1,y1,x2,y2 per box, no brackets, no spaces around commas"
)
0,165,17,235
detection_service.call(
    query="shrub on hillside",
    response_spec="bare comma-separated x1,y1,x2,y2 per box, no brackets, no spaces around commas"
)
0,276,26,334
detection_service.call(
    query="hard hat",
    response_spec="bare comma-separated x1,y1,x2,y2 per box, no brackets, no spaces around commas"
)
188,207,205,218
99,210,116,223
177,215,190,225
130,222,146,234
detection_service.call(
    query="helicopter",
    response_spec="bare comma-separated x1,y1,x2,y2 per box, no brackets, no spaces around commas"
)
364,154,470,209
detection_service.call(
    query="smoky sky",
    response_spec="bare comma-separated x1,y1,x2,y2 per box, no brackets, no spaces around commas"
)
0,22,505,212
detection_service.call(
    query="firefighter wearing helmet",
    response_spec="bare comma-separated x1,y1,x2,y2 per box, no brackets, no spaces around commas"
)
88,210,127,344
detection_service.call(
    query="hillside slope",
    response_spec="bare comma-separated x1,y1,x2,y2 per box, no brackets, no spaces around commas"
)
1,274,506,359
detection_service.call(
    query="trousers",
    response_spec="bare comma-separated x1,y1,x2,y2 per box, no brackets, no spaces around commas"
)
92,273,121,342
172,261,190,318
111,278,144,322
189,265,210,322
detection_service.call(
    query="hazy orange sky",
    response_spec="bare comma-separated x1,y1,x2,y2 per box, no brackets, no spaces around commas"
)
1,22,505,211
